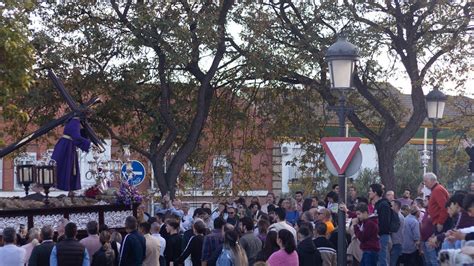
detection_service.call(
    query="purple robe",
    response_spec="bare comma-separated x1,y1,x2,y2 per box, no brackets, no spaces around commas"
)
52,118,91,191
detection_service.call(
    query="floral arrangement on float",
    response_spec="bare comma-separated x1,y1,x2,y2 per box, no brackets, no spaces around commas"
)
116,180,143,206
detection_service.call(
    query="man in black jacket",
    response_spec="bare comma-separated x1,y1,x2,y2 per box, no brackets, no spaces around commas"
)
297,223,322,266
370,183,391,266
29,225,55,266
119,216,146,266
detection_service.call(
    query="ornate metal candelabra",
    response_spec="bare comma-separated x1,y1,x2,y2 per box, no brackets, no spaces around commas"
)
420,150,430,174
122,145,134,181
85,146,122,191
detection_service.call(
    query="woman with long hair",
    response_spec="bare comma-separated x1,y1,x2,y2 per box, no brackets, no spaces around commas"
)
255,231,279,262
91,230,115,266
217,230,248,266
267,229,299,266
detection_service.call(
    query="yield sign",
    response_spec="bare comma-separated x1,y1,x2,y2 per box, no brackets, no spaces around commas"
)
321,137,362,175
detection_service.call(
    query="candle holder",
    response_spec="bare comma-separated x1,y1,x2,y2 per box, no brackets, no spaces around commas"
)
17,164,35,196
15,153,37,196
36,159,56,206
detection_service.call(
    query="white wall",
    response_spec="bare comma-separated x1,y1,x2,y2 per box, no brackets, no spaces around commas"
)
281,142,313,193
349,143,378,179
79,139,112,188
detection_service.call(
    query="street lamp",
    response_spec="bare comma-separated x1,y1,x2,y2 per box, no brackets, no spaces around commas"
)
426,88,447,176
326,35,359,92
325,34,359,266
326,35,360,135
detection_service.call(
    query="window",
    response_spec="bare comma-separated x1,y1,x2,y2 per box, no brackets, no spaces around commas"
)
183,164,204,190
213,156,232,189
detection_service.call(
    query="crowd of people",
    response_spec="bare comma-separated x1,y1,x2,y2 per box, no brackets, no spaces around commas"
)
0,172,473,266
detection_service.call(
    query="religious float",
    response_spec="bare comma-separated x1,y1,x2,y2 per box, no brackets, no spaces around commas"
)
0,70,141,236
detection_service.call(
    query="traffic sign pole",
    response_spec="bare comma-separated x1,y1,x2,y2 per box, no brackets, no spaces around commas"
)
337,97,347,266
324,96,354,266
337,172,346,266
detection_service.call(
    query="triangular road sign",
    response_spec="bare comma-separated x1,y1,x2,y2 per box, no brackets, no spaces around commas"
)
321,137,362,175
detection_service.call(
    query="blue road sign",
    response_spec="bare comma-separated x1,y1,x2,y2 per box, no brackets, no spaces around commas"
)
121,160,146,186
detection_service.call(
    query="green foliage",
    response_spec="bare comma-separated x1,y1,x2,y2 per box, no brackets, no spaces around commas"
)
439,151,470,192
438,95,474,192
0,1,35,121
288,175,317,196
393,146,423,197
438,135,471,192
350,168,380,197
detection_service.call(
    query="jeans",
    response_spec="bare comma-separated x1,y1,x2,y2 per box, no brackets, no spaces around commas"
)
390,243,402,266
422,241,438,266
378,234,390,266
361,251,379,266
441,239,462,250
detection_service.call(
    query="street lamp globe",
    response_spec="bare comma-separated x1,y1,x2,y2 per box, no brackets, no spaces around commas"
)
426,88,447,120
325,35,360,90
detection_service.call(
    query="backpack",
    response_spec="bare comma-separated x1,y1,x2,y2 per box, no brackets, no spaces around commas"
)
389,208,401,233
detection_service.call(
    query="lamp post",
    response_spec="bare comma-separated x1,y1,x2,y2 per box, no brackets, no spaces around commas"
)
426,88,447,176
325,34,359,266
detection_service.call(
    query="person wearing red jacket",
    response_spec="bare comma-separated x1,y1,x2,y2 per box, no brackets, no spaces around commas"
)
423,172,450,233
353,202,380,266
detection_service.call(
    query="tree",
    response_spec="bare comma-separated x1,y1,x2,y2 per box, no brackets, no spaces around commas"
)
22,0,335,198
437,94,474,191
234,0,472,190
0,1,35,127
394,146,423,197
351,168,380,197
25,0,239,198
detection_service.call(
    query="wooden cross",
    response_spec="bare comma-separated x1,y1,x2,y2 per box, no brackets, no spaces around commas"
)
0,70,106,158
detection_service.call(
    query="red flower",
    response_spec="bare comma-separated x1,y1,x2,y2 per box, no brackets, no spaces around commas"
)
84,185,100,198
